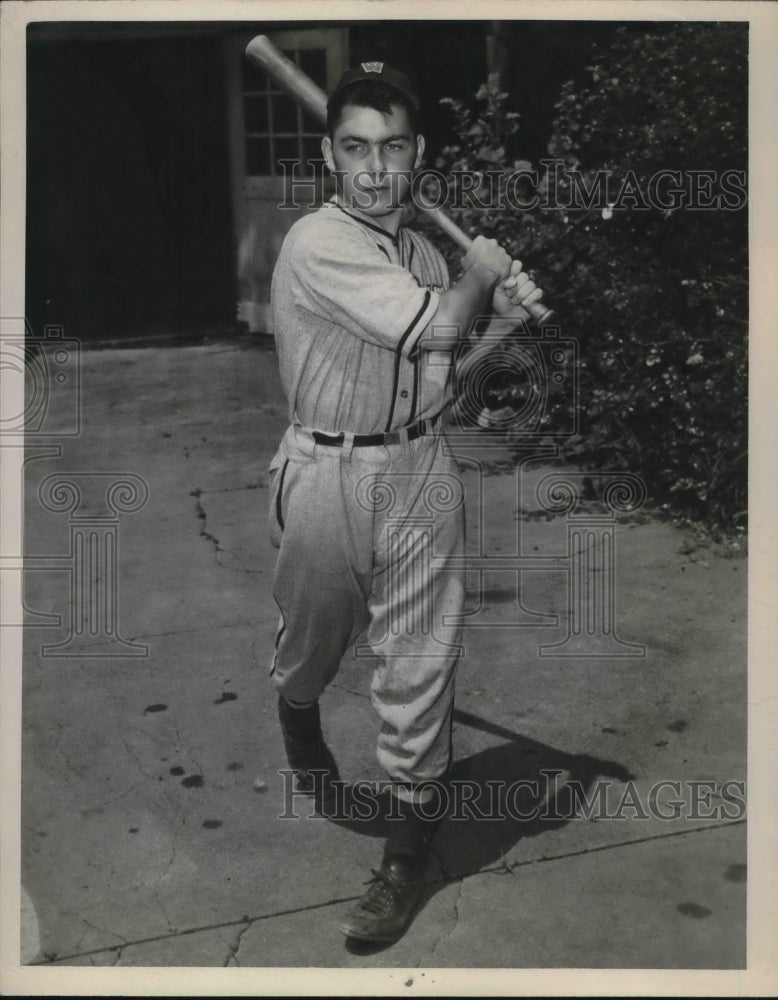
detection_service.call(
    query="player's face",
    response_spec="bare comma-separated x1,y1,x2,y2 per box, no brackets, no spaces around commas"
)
322,103,424,224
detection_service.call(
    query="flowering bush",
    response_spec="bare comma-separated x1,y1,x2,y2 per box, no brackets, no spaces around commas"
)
414,23,747,534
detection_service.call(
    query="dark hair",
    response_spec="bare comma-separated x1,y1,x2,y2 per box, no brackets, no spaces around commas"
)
326,81,420,136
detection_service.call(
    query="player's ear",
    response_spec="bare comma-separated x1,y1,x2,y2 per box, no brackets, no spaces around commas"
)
322,136,335,172
414,134,426,170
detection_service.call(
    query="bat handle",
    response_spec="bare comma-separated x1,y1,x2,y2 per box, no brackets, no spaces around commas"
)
420,204,472,251
420,204,555,326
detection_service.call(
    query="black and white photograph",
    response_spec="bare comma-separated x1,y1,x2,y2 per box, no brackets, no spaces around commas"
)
1,0,775,995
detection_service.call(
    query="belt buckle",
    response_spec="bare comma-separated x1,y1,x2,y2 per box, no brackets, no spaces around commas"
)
384,430,401,446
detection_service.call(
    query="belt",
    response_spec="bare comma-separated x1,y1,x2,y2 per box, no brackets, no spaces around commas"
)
311,413,441,449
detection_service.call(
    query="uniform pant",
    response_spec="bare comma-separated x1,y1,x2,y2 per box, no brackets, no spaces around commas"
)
267,423,465,788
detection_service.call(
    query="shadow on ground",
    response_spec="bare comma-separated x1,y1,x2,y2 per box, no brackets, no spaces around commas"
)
312,707,634,955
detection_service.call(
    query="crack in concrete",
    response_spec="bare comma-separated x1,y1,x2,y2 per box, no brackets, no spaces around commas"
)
51,720,89,780
250,631,263,670
217,549,267,574
429,844,451,883
159,785,195,832
148,822,183,937
154,886,175,935
121,735,159,783
420,878,464,967
197,481,267,496
60,910,130,955
191,492,267,574
490,832,514,876
133,621,256,640
494,852,514,876
88,776,147,816
172,724,206,782
222,918,253,967
160,826,180,884
58,621,257,650
194,497,223,558
59,747,87,779
329,679,371,701
226,563,267,574
501,818,747,872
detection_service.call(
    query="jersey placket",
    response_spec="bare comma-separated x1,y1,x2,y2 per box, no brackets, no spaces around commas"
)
329,202,430,433
381,229,420,432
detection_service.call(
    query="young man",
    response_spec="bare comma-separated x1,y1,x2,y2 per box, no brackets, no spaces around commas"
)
268,62,543,943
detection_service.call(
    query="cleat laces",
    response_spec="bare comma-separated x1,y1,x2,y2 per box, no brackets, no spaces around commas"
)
357,868,402,917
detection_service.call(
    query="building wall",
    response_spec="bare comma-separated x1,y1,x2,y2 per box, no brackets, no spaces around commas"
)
26,33,235,340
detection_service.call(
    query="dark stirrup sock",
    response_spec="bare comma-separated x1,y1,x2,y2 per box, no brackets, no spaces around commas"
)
278,695,321,742
384,786,446,871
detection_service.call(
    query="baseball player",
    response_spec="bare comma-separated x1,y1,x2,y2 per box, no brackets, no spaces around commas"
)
267,62,543,943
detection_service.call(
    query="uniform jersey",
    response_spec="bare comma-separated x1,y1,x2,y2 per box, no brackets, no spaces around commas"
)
270,199,451,435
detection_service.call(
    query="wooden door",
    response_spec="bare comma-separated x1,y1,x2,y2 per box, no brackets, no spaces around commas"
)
225,28,348,333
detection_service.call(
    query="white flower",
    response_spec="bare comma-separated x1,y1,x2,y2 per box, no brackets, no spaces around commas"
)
601,205,613,220
686,352,704,366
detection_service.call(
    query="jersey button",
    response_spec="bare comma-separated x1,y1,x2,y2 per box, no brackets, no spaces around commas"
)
400,389,409,399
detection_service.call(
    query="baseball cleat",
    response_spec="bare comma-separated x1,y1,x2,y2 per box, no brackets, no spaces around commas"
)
340,855,425,942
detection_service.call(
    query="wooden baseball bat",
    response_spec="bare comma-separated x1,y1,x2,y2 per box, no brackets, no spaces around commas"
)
245,35,554,325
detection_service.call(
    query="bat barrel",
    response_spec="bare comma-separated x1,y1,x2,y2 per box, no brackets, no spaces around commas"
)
245,36,328,124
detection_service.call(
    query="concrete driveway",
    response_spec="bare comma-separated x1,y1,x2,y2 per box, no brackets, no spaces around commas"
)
14,336,748,979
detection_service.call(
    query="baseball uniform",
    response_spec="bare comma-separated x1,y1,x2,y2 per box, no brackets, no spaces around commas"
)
268,198,465,794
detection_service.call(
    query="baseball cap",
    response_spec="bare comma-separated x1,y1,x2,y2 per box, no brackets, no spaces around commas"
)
328,62,420,110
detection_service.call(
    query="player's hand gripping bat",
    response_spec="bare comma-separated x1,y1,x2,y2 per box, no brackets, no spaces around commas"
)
245,34,554,325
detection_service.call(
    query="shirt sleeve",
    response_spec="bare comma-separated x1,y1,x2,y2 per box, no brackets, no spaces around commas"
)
288,220,440,358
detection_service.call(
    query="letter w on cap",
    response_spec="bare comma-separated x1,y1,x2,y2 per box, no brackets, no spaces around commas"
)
361,61,384,73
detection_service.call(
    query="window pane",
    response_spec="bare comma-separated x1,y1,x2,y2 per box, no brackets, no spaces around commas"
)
271,94,299,134
242,60,269,94
297,49,327,87
302,138,325,176
301,107,323,133
243,96,269,133
275,136,300,174
245,137,271,176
